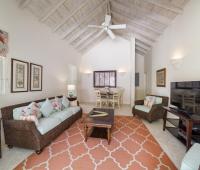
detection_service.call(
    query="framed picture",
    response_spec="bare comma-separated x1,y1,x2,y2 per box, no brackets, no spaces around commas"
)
156,68,166,87
30,63,43,91
11,58,29,93
0,29,8,57
93,70,117,88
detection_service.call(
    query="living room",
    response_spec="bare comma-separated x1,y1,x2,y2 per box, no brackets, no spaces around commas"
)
0,0,200,170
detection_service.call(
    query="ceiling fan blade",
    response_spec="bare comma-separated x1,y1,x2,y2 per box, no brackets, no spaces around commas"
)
106,29,116,39
109,24,126,30
88,25,104,29
104,15,111,26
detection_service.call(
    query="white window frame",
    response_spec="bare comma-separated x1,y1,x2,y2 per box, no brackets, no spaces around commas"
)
0,56,6,95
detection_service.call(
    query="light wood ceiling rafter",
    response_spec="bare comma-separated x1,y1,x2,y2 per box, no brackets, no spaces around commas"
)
17,0,190,54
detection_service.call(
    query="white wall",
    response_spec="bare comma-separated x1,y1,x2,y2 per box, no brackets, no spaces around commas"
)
0,0,80,108
135,54,146,100
79,36,133,104
151,0,200,97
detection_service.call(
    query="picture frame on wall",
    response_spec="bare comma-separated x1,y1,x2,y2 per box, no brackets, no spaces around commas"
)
11,58,29,93
156,68,166,87
30,63,43,91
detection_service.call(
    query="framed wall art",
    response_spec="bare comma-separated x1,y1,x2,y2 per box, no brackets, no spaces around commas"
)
93,70,117,88
0,29,8,57
30,63,43,91
11,58,29,92
156,68,166,87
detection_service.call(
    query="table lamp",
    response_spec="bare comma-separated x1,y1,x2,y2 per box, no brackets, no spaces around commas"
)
67,84,76,97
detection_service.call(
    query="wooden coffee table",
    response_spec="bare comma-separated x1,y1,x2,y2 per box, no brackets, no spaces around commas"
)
84,108,114,144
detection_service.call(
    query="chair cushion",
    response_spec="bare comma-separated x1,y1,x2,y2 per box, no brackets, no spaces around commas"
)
50,109,73,122
37,117,61,135
155,97,162,104
135,105,151,113
180,143,200,170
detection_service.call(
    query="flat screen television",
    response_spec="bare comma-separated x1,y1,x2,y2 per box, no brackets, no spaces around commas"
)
171,81,200,115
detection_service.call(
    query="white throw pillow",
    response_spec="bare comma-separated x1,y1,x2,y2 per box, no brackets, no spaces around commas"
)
22,102,41,118
62,96,69,109
40,99,54,117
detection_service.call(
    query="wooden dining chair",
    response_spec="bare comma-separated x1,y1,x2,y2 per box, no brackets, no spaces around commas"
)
94,90,107,108
108,92,121,108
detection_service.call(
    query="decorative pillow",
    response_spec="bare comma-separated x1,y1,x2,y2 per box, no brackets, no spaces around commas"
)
13,106,27,120
144,100,149,107
19,115,39,126
62,96,69,109
40,99,54,117
52,97,62,111
145,96,155,108
70,100,78,107
22,102,41,118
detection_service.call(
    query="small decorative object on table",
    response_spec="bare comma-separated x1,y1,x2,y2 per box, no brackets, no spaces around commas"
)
89,110,108,117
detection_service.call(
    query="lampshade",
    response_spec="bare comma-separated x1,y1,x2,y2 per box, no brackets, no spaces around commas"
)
68,84,75,90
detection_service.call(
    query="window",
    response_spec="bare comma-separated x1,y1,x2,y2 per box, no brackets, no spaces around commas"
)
93,70,117,88
0,56,5,94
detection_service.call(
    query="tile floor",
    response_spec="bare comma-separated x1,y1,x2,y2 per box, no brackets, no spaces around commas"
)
0,103,186,170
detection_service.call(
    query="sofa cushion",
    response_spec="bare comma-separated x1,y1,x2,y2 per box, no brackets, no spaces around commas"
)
40,99,54,117
50,109,73,122
135,105,151,113
37,117,61,135
67,106,81,115
180,143,200,170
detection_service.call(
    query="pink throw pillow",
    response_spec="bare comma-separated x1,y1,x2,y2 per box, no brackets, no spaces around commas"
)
52,97,62,111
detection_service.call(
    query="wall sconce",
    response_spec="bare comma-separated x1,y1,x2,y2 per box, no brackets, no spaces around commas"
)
118,69,126,75
170,51,184,69
83,70,92,75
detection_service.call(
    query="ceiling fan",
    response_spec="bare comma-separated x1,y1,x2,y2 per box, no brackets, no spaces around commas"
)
88,1,126,39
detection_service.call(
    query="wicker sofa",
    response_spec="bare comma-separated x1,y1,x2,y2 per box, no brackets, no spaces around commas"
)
1,96,82,154
132,95,169,122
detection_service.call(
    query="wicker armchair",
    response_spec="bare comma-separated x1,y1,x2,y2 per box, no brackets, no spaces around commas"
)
132,95,169,123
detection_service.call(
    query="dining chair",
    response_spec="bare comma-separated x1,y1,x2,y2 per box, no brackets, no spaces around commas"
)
94,90,108,108
108,92,121,108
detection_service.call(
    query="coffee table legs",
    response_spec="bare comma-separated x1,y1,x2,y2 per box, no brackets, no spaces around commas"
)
107,128,111,144
84,124,88,142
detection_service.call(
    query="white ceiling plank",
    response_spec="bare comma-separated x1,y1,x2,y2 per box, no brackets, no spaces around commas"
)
78,30,105,51
53,0,90,32
111,0,168,27
111,10,162,35
79,35,107,53
135,44,149,52
74,30,99,48
115,0,172,25
61,1,106,39
143,0,183,14
19,0,31,8
40,0,67,22
135,41,151,51
135,49,147,56
112,19,157,41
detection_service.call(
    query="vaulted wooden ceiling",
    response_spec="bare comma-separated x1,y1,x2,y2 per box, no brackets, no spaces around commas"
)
17,0,190,56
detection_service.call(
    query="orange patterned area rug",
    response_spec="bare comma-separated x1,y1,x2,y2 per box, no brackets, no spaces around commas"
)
15,116,177,170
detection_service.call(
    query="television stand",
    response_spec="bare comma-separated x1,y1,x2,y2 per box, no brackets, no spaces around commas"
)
163,106,200,150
